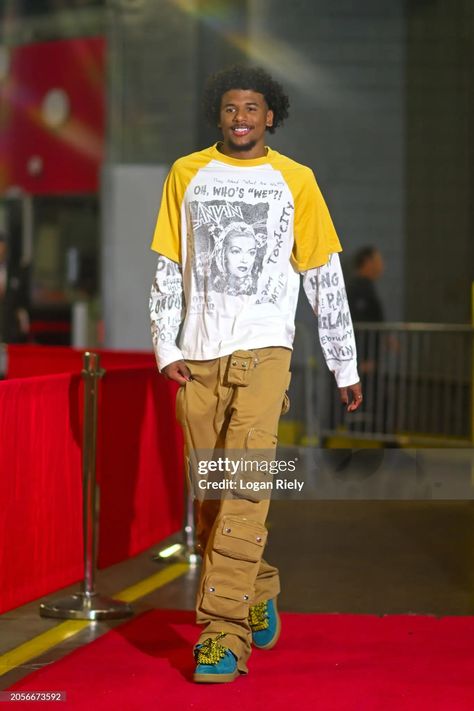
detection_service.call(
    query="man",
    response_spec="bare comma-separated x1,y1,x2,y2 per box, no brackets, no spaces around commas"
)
347,246,398,435
149,65,362,684
347,246,385,324
347,245,386,378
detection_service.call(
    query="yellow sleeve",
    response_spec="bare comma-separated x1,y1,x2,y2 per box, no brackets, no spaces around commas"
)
150,164,183,263
151,149,214,262
291,166,342,272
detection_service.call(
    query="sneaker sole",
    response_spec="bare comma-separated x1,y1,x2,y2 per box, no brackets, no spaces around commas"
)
193,669,239,683
252,599,281,650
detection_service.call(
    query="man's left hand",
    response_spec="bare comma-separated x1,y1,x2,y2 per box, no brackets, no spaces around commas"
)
339,381,363,412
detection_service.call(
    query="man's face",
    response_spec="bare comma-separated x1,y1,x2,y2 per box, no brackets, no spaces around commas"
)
218,89,273,155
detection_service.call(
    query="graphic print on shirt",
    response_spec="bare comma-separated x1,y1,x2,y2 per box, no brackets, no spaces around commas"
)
303,254,355,364
189,199,269,296
149,256,184,348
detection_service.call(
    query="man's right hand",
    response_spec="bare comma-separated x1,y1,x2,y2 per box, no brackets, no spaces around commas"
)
161,359,192,385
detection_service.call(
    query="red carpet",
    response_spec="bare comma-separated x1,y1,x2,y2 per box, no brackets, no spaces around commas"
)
8,610,474,710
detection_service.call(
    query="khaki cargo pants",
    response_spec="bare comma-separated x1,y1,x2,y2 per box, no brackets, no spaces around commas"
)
175,346,291,674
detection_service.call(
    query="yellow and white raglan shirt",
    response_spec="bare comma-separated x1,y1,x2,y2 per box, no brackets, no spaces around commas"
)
149,143,359,387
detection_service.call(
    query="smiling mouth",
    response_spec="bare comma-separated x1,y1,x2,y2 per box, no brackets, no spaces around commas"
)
231,126,252,137
238,266,249,272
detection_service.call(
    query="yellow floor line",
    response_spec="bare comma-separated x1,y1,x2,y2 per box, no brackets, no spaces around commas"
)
0,562,189,677
115,563,189,604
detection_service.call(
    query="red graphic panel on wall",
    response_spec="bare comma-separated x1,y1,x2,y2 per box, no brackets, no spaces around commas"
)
0,37,105,195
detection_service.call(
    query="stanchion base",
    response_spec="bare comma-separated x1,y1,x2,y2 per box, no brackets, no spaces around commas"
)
39,593,134,620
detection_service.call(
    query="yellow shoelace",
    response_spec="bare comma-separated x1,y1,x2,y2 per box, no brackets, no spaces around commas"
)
195,632,228,665
249,601,269,632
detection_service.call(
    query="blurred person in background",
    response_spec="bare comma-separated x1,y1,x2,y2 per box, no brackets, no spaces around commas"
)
0,234,30,344
347,246,400,436
347,246,385,325
149,65,362,684
347,246,385,375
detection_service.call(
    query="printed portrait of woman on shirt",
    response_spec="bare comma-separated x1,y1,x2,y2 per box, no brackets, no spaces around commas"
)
211,221,267,296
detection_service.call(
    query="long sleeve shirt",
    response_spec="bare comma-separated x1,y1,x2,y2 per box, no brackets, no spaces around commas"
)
149,143,359,388
150,250,358,387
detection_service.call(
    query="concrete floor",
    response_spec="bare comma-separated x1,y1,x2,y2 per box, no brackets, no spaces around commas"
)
1,500,473,690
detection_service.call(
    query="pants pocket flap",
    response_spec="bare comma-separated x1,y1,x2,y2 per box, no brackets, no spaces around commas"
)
203,574,250,603
225,350,258,386
230,354,253,370
220,516,267,548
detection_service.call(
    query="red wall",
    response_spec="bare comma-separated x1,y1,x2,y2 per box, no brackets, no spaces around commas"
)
0,37,105,195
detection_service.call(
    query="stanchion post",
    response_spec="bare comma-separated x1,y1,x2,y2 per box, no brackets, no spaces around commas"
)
82,351,104,598
0,342,7,379
471,282,474,448
39,351,134,620
471,283,474,489
183,487,197,560
153,459,199,567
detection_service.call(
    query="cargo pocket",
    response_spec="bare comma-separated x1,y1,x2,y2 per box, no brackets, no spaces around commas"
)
200,574,251,620
225,350,258,386
213,515,267,562
245,428,278,451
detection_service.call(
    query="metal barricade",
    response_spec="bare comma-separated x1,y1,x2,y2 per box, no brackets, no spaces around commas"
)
317,323,474,446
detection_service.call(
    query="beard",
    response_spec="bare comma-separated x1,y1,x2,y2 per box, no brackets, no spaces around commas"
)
226,136,258,153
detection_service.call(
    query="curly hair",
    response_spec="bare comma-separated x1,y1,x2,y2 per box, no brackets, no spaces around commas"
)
203,65,290,134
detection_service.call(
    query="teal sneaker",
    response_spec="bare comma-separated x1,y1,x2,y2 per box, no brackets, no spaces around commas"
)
193,633,239,683
249,597,281,649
